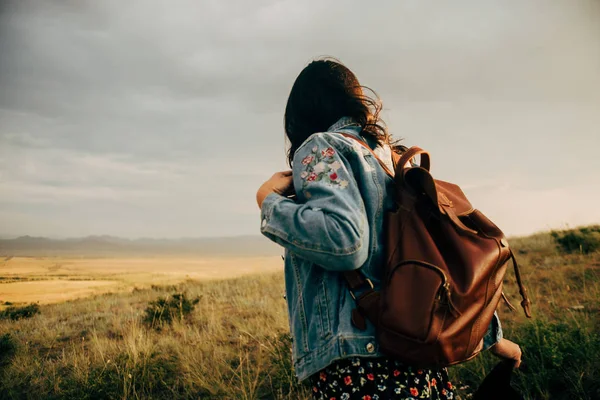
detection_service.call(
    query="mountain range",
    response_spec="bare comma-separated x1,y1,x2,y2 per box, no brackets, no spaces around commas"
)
0,235,281,257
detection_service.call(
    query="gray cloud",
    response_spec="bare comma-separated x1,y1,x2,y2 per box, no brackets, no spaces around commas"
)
1,0,599,238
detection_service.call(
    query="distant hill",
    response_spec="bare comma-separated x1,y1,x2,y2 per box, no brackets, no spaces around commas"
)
0,235,282,257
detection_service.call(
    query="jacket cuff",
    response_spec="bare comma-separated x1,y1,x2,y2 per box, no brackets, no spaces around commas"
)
483,311,503,350
260,192,287,231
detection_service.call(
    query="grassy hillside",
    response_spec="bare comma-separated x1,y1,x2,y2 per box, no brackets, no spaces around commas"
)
1,227,599,399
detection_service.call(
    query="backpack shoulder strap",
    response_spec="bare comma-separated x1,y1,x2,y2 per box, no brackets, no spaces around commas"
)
330,132,388,329
336,132,432,183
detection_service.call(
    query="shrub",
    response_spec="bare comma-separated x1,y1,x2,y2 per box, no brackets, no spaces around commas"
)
142,293,200,328
150,284,179,292
551,226,600,255
0,333,16,369
0,303,40,320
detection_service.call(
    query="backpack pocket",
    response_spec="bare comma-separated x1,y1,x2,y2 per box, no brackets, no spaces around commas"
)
381,260,448,343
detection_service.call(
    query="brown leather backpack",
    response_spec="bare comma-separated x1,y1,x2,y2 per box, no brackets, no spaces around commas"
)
339,133,532,367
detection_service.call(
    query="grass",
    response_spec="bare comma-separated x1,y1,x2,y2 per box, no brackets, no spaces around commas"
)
0,274,309,399
0,228,599,399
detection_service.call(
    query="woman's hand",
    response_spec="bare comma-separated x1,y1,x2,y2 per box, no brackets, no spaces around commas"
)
256,170,294,208
490,338,522,368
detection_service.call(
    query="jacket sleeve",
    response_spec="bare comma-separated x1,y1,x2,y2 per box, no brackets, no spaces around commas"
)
259,132,369,271
482,311,503,350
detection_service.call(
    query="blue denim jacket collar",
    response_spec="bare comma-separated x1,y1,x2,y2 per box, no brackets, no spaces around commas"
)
327,116,360,134
327,117,381,154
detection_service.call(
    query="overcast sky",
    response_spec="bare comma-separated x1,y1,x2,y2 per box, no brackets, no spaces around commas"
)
0,0,599,239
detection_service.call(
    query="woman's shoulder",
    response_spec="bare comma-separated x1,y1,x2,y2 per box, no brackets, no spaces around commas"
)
294,131,364,161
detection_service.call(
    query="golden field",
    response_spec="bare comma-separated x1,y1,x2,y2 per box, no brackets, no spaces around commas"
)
0,256,283,306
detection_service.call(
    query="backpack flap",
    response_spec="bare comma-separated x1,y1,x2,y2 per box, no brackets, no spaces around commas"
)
403,167,477,235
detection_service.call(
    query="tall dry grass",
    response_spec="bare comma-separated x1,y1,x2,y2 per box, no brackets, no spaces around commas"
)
0,273,310,399
0,228,599,399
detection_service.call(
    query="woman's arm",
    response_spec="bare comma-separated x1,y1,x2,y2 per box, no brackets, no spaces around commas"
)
482,311,521,367
490,338,522,368
258,132,369,271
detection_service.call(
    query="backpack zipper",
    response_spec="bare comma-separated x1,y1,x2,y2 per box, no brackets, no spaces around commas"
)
390,260,461,317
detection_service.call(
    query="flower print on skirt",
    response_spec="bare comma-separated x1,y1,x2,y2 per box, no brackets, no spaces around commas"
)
310,356,455,400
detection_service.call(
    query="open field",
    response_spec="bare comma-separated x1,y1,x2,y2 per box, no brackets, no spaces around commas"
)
0,228,599,399
0,256,283,306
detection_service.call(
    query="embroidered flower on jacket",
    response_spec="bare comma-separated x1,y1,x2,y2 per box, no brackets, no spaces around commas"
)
344,375,352,385
313,161,327,174
329,160,342,171
410,387,419,396
321,147,335,157
301,155,314,165
298,144,349,189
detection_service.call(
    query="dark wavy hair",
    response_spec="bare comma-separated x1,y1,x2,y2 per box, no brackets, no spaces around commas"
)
284,58,402,167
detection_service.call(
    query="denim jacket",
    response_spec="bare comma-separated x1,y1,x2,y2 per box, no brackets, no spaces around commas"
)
260,117,502,381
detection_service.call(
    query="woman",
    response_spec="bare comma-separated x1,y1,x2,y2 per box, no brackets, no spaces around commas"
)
257,58,521,400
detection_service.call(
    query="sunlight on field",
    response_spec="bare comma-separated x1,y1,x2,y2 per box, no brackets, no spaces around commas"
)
0,256,283,305
0,280,119,304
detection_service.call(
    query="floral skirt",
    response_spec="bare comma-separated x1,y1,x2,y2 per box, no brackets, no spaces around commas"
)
310,356,455,400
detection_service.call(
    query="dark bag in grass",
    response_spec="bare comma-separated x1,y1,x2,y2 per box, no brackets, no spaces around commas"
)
338,133,532,367
473,360,524,400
